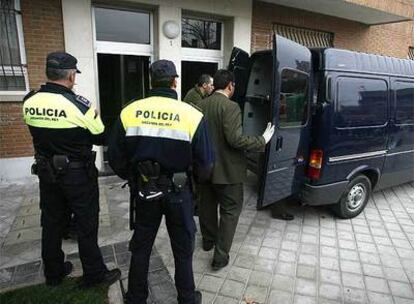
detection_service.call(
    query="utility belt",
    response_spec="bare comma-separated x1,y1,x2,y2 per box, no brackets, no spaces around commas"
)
128,160,189,230
31,152,96,183
134,160,189,202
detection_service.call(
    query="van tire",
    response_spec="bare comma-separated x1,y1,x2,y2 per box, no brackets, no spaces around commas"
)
332,175,371,219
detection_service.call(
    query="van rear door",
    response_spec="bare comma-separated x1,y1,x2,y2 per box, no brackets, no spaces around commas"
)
228,36,312,208
258,35,312,208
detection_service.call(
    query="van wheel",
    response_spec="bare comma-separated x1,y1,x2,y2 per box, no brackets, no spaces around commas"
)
333,175,371,219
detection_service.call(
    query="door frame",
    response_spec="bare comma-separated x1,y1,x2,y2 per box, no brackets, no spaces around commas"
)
91,5,154,170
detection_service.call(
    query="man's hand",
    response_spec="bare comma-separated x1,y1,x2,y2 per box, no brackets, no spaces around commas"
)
262,122,275,144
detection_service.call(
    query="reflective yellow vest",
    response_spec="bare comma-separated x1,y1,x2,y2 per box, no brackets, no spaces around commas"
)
23,92,104,135
120,96,203,143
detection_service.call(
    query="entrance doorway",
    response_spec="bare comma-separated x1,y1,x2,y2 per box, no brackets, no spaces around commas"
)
97,54,150,160
98,54,149,130
181,61,218,98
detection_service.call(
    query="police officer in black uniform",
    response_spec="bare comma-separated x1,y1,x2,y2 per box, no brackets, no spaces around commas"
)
108,60,214,304
23,52,121,287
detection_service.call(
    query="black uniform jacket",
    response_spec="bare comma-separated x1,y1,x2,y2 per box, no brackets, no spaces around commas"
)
107,88,214,181
23,82,105,160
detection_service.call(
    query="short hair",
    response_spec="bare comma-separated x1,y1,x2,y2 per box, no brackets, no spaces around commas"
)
197,74,212,87
213,69,234,90
151,76,175,88
46,68,73,81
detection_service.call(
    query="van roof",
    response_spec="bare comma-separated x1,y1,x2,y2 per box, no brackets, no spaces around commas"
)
322,48,414,78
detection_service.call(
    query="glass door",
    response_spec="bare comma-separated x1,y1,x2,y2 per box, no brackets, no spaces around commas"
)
98,54,149,131
93,6,153,165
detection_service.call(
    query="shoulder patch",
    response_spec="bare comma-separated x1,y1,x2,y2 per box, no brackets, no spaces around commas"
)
75,95,91,108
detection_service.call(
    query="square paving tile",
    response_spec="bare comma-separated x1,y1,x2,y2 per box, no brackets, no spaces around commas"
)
244,284,267,304
319,283,342,301
365,276,389,293
295,278,316,296
388,281,414,298
198,275,224,293
248,270,272,287
342,272,365,289
219,279,244,299
367,291,393,304
271,274,294,292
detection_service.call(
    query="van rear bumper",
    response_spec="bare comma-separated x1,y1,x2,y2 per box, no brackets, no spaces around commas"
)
301,180,348,206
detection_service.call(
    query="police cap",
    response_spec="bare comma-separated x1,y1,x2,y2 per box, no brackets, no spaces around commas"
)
46,52,81,73
150,60,178,80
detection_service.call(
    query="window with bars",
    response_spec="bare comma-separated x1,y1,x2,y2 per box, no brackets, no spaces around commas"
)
0,0,27,92
409,47,414,60
273,24,334,48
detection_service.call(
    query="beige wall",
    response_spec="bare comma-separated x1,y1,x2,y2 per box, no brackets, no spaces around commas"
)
61,0,253,170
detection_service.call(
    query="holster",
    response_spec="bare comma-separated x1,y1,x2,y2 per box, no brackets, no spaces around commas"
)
33,155,57,183
172,172,188,192
52,155,69,175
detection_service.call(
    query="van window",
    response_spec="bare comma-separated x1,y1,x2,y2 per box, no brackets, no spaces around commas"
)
279,69,308,127
395,82,414,124
336,77,387,127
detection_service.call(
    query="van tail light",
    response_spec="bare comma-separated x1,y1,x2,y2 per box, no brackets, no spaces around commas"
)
308,149,323,180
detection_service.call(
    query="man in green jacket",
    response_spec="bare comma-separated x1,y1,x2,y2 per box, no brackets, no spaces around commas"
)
197,69,275,270
183,74,213,106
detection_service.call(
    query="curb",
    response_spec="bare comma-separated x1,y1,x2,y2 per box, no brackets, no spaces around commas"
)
108,280,124,304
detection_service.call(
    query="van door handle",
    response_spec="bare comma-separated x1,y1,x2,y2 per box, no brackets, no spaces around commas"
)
275,136,283,151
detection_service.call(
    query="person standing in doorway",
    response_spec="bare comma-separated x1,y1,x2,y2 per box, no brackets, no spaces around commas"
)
183,74,214,106
197,69,275,270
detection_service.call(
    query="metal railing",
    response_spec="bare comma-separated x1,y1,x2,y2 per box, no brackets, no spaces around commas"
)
409,47,414,60
273,24,334,48
0,0,26,91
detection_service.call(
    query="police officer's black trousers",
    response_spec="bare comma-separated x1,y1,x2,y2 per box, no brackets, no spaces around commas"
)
126,189,196,304
39,167,107,282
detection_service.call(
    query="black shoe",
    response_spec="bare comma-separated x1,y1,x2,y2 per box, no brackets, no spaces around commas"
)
271,212,294,221
79,268,121,288
45,261,73,286
211,259,229,271
202,240,214,252
195,290,202,304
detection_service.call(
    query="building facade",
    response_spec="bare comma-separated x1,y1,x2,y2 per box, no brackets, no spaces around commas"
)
0,0,413,182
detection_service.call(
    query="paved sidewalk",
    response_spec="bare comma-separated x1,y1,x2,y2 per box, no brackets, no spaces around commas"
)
1,175,414,304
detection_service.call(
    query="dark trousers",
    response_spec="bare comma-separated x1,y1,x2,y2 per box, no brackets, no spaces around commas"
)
126,188,196,304
39,167,107,282
199,183,243,263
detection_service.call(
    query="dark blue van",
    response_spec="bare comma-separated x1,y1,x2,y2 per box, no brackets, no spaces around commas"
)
229,35,414,219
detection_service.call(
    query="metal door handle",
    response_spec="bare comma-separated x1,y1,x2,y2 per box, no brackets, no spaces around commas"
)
275,136,283,151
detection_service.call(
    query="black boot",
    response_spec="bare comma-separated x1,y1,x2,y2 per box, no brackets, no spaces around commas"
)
46,261,73,286
195,290,202,304
79,268,121,288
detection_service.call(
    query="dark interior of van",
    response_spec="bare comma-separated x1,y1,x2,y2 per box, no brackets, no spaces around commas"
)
242,52,273,175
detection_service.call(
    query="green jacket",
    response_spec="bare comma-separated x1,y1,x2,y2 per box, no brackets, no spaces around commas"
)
183,86,205,106
198,92,265,184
